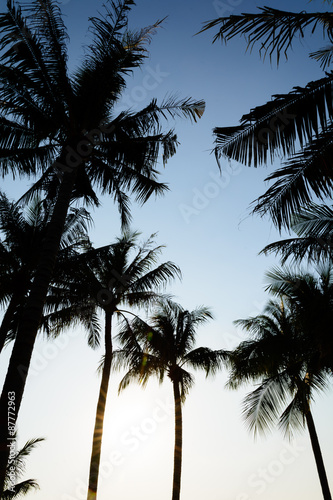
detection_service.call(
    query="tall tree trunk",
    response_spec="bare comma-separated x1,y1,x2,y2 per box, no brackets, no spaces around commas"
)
172,380,183,500
0,170,76,493
0,294,20,355
306,410,332,500
87,311,113,500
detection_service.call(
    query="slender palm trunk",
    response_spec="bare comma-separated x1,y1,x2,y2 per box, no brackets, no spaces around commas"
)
87,311,113,500
305,410,332,500
0,294,20,355
0,171,76,493
172,380,183,500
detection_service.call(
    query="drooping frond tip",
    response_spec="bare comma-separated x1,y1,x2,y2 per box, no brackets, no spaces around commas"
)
186,99,205,122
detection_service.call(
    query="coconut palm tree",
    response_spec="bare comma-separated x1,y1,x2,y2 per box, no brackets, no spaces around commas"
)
200,4,333,229
260,203,333,264
231,294,332,500
43,231,181,500
115,300,226,500
2,437,44,499
0,192,91,354
0,0,204,486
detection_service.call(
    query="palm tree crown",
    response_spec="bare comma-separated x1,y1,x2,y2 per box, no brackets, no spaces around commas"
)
0,192,91,352
116,300,224,396
0,0,204,220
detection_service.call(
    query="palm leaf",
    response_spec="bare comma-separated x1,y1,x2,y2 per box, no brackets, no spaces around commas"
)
213,74,333,168
181,347,228,376
2,479,39,499
200,8,333,64
310,44,333,69
242,374,289,437
252,126,333,229
5,437,44,483
260,204,333,263
0,0,69,126
278,394,305,438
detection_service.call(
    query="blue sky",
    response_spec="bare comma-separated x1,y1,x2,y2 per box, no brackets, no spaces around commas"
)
1,1,333,499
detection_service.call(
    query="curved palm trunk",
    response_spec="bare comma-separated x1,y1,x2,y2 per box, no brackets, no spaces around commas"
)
305,410,332,500
87,311,113,500
172,380,183,500
0,171,76,494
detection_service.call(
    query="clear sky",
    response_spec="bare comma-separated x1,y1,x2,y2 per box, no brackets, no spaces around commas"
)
1,0,333,499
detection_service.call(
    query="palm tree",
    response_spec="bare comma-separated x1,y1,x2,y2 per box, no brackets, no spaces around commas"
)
260,203,333,264
115,300,226,500
43,231,181,500
231,294,332,500
200,4,333,229
2,437,44,499
0,0,204,487
0,192,91,354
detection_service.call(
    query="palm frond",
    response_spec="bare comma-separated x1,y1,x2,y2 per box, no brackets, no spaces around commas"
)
200,8,333,64
181,347,228,376
261,236,331,265
213,74,333,168
260,204,333,263
292,203,333,236
60,207,92,250
28,0,71,105
5,437,44,483
310,44,333,69
177,306,213,355
252,126,333,229
2,479,39,499
73,1,153,122
264,265,313,298
278,394,305,438
0,0,69,129
177,367,194,402
126,261,181,295
242,374,289,437
155,96,205,124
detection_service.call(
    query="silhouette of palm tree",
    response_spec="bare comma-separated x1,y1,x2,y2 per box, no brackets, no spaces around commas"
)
231,293,332,500
115,300,226,500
